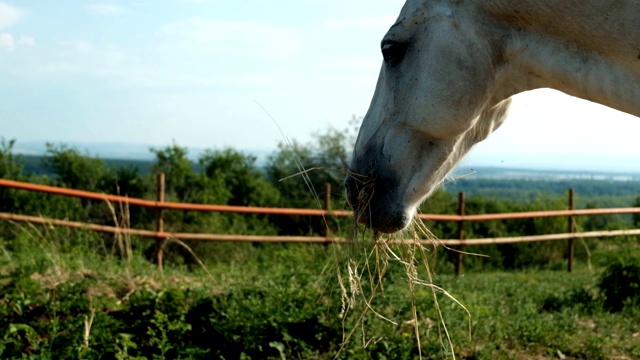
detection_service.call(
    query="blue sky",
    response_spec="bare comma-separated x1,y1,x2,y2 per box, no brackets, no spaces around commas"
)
1,1,640,172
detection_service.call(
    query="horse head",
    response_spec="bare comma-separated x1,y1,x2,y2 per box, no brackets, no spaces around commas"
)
345,0,640,233
345,1,512,233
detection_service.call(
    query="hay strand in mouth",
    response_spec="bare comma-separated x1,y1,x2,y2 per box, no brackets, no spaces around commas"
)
276,164,471,358
335,206,475,359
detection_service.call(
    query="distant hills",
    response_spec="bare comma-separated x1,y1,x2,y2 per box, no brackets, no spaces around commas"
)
11,140,274,167
462,150,640,174
12,140,227,161
450,166,640,182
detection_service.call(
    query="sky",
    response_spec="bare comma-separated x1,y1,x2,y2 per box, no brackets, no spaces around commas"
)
1,1,640,172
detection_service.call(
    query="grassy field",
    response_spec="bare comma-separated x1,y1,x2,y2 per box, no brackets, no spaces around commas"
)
0,226,639,359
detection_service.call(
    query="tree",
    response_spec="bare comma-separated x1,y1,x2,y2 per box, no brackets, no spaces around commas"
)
0,138,25,214
38,143,119,223
634,196,640,228
151,143,196,201
198,148,280,238
42,143,111,192
199,148,279,207
0,138,23,180
111,166,148,199
265,120,357,210
264,120,359,236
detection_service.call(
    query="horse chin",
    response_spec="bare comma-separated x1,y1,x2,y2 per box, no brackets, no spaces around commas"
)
345,169,416,233
362,214,411,234
351,198,413,234
362,197,414,233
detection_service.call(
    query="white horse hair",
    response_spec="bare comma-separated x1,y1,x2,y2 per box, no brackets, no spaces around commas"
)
345,0,640,233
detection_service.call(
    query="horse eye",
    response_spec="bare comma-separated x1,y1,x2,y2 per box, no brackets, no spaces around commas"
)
381,41,407,66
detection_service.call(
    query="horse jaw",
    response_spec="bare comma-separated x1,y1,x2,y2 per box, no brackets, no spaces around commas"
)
346,98,510,233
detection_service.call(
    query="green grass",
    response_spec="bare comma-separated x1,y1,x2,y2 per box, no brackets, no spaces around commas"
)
0,227,639,359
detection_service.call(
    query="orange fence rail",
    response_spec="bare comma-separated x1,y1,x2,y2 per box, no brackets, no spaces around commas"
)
3,177,639,220
0,178,351,217
1,176,639,273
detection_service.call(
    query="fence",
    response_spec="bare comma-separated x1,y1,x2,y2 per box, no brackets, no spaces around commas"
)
1,175,640,274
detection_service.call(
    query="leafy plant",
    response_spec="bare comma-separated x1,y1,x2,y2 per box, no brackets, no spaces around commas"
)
599,254,640,312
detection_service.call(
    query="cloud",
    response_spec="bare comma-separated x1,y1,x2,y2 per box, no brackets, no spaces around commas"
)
86,3,125,16
47,42,129,75
59,40,93,53
17,35,35,47
0,33,32,52
0,4,33,53
0,33,15,52
35,41,146,86
159,18,303,60
0,3,23,29
0,33,34,52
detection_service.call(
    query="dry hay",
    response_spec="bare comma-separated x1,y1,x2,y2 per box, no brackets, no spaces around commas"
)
332,215,471,359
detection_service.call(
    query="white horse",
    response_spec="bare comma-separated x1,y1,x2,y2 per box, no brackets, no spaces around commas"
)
345,0,640,233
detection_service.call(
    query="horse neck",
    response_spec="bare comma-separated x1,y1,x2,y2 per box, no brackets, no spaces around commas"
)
481,0,640,117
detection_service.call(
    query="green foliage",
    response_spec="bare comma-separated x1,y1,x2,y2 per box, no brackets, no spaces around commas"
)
2,126,640,359
149,145,220,232
200,148,279,207
2,128,640,272
184,281,339,359
3,124,640,273
0,139,25,219
264,123,357,237
2,230,640,359
43,143,111,192
265,122,355,209
112,166,149,199
0,138,23,180
541,287,600,314
41,143,151,226
423,193,574,271
599,253,640,312
633,196,640,228
150,143,221,204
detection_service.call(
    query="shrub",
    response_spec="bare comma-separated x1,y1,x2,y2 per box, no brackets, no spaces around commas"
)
541,287,600,314
598,254,640,312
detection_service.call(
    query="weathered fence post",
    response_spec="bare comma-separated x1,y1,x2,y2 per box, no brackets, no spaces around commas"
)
324,182,332,243
567,188,575,272
155,173,165,270
455,192,465,276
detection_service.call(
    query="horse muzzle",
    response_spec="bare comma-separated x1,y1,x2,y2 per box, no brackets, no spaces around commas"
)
344,171,412,233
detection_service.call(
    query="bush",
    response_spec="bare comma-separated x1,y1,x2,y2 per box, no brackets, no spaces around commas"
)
541,287,600,314
598,254,640,312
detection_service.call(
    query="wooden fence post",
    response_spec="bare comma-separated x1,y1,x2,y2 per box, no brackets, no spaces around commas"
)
567,188,575,272
324,182,332,243
155,173,165,271
455,192,465,276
